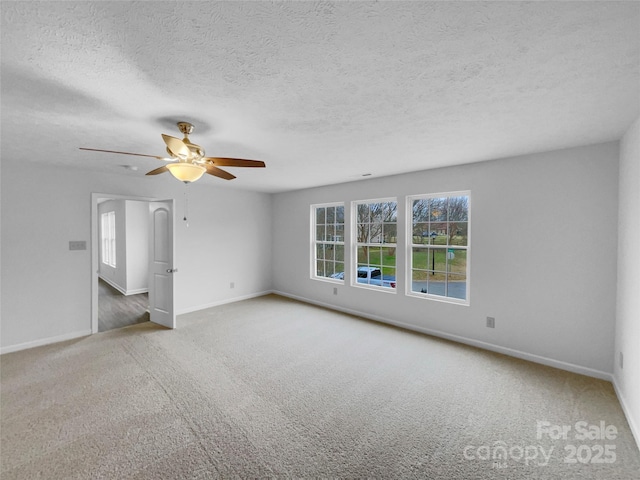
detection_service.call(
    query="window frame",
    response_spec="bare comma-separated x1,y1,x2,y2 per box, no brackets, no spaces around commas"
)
406,191,470,305
351,197,398,293
101,211,116,268
310,202,345,283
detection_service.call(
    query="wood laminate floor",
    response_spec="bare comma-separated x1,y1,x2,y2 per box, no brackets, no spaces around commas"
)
98,278,149,332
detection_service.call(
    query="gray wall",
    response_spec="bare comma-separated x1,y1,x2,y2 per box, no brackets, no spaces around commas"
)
125,200,151,293
97,199,127,291
615,117,640,444
272,142,619,377
1,160,273,351
97,199,150,294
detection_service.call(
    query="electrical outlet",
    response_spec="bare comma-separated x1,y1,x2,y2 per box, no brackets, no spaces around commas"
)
619,352,624,369
230,282,235,289
486,316,495,328
333,287,338,295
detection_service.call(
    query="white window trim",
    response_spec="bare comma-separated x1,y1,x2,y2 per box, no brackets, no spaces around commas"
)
311,202,345,284
101,211,116,268
405,190,470,306
351,197,398,293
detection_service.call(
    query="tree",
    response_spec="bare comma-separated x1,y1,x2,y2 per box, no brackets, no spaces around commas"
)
411,196,468,245
446,196,469,245
356,201,397,260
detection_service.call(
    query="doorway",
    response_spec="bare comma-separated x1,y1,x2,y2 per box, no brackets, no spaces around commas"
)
91,193,176,333
98,278,149,331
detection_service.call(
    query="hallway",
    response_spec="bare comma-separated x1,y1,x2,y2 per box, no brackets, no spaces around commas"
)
98,278,149,332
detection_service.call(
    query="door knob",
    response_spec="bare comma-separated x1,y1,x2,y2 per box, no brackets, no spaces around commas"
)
166,268,178,273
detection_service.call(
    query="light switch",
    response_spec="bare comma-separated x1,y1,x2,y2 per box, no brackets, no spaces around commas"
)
69,241,87,251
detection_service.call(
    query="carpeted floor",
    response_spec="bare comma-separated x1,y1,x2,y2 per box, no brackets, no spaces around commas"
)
1,294,639,479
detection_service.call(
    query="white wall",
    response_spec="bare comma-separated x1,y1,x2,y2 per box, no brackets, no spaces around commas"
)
97,199,149,294
125,200,150,293
0,160,272,351
614,117,640,445
272,142,620,377
97,199,127,291
171,183,273,313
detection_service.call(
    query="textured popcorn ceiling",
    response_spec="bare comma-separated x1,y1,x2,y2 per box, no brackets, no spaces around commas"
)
1,1,639,192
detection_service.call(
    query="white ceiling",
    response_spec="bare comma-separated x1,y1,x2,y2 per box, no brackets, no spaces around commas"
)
1,1,639,193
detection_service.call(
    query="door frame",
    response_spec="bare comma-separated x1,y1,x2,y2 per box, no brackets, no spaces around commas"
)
90,192,175,334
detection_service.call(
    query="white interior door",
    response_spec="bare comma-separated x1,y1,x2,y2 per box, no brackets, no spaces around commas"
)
148,201,176,328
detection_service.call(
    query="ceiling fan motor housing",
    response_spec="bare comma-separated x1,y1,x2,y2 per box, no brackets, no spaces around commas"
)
177,122,194,136
173,122,204,160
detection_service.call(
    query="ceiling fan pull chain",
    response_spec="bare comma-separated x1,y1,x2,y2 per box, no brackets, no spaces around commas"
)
184,184,189,227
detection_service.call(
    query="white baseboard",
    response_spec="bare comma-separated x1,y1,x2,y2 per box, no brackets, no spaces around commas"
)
124,287,148,296
2,292,271,354
99,276,148,296
177,290,273,316
272,290,613,381
0,329,92,355
99,276,126,295
612,377,640,451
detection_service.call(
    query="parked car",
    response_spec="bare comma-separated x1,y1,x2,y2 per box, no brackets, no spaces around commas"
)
329,268,396,288
356,266,396,288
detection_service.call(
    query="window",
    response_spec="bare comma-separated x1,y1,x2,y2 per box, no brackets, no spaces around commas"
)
353,199,397,290
312,203,345,281
101,211,116,267
408,192,469,304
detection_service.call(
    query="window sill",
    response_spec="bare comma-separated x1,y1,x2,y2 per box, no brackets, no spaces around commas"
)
311,276,344,285
351,283,398,294
405,291,469,306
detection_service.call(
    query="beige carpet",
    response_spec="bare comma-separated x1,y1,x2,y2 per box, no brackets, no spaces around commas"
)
1,294,639,479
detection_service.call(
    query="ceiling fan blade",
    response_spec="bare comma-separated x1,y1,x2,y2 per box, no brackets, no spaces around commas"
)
145,166,169,176
161,134,190,158
79,147,164,160
204,157,266,168
205,164,236,180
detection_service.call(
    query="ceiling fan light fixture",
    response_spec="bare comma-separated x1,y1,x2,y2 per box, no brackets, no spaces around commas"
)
81,122,265,182
166,162,206,183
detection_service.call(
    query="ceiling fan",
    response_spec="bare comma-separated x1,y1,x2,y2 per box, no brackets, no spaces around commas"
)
80,122,266,183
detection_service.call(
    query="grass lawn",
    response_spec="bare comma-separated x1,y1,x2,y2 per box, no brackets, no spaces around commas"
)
356,236,468,279
411,249,467,281
357,247,397,276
